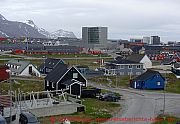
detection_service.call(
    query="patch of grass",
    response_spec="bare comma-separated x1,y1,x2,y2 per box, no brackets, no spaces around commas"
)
25,53,110,58
163,74,180,94
38,98,121,124
89,75,130,88
0,80,44,95
152,60,161,66
153,115,180,124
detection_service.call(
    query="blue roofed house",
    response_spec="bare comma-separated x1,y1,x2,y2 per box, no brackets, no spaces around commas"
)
39,58,65,74
130,70,165,89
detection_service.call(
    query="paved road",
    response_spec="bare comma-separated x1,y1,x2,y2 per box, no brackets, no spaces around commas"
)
88,82,180,124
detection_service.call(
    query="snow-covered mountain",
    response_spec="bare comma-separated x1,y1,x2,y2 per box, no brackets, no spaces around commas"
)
0,14,77,39
24,20,51,38
24,20,76,39
50,29,76,39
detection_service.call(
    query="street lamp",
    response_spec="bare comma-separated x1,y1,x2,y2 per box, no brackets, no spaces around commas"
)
6,69,12,124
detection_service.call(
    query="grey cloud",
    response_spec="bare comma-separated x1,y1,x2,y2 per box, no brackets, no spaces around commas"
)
1,0,180,41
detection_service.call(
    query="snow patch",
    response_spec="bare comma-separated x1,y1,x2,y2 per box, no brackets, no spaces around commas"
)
0,31,9,37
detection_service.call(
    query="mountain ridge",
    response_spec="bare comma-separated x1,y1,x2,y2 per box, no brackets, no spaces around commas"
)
0,14,76,39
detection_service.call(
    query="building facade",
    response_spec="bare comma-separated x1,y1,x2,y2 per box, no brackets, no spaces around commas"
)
82,27,107,50
150,36,160,45
143,37,150,44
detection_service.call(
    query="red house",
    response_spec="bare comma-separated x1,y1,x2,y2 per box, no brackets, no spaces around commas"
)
0,66,9,82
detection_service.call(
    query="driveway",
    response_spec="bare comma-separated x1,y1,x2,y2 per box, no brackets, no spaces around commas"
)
88,82,180,124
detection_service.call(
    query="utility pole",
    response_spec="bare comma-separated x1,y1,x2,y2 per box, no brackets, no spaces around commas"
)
116,74,118,88
99,53,101,68
163,69,167,115
6,69,12,124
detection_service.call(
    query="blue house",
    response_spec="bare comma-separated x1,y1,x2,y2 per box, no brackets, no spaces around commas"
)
130,70,165,90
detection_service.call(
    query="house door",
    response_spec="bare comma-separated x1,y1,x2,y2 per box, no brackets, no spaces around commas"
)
29,66,32,74
70,83,81,96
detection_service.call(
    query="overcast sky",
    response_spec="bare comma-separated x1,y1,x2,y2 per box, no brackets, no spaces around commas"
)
1,0,180,42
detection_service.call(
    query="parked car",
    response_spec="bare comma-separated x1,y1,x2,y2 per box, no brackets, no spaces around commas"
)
0,115,7,124
19,112,40,124
99,93,121,102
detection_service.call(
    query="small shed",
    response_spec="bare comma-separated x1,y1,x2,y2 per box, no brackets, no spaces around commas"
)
130,70,165,90
0,65,9,82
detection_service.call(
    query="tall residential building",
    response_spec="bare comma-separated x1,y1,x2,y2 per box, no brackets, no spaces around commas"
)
143,37,150,44
82,27,108,50
150,36,160,45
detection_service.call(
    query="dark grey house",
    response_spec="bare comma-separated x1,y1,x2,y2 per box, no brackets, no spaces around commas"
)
76,65,104,78
44,64,87,96
39,58,65,74
105,59,143,76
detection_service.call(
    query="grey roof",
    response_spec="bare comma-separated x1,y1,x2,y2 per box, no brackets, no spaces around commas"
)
39,58,64,70
174,62,180,68
133,70,165,81
6,59,30,74
126,54,145,63
0,115,6,122
45,64,68,82
107,59,139,65
176,52,180,58
161,58,175,65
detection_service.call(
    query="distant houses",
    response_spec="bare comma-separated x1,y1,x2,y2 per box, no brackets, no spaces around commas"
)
45,64,87,97
5,60,41,77
171,62,180,78
130,70,165,89
39,58,65,74
161,58,176,66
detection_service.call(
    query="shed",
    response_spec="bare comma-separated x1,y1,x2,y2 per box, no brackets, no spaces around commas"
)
0,65,9,82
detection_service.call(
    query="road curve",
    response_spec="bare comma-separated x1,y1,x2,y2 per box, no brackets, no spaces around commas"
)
88,82,180,124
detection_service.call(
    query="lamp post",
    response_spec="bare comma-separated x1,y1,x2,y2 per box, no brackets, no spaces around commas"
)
6,69,12,124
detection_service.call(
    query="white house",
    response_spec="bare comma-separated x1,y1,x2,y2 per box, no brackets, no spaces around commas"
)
126,54,152,69
6,59,41,77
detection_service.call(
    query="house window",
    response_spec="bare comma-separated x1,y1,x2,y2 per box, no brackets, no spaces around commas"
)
73,73,78,78
136,72,141,75
157,82,161,86
118,65,124,69
128,65,132,69
136,65,141,69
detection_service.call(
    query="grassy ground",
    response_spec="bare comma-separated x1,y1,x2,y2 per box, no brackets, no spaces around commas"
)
39,98,121,124
89,75,131,88
0,57,113,70
152,60,161,66
0,55,20,59
164,73,180,94
153,115,180,124
23,53,110,58
0,80,44,95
